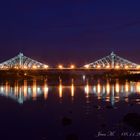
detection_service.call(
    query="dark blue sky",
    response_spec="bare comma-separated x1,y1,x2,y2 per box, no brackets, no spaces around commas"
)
0,0,140,65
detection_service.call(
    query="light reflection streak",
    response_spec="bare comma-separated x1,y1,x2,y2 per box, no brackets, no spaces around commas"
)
106,81,110,95
44,80,49,100
19,87,23,104
125,81,129,93
136,82,140,93
85,80,89,98
93,86,96,93
130,83,135,93
102,86,106,94
110,85,115,106
14,81,18,97
33,79,37,100
71,79,74,100
5,81,9,96
97,82,101,94
0,86,4,93
115,80,120,93
59,79,63,98
24,80,27,98
97,82,101,99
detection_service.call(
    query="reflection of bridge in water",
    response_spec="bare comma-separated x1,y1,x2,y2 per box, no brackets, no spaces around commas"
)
85,80,140,105
0,79,140,105
0,80,49,104
0,52,140,70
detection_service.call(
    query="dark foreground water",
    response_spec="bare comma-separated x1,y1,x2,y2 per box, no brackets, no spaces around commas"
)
0,79,140,140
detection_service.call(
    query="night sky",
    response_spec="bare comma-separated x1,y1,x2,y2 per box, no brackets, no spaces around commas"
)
0,0,140,66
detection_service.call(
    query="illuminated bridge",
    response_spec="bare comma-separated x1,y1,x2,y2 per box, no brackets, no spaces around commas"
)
84,52,140,70
0,53,49,70
0,52,139,70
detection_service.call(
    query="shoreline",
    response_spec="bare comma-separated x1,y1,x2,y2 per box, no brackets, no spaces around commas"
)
0,69,139,86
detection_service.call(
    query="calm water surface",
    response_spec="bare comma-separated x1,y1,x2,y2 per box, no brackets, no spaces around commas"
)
0,79,140,140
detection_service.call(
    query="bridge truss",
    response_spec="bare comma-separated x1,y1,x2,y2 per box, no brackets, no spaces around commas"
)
84,52,140,69
0,53,48,69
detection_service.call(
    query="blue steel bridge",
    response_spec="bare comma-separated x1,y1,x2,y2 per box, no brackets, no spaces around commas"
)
0,52,139,70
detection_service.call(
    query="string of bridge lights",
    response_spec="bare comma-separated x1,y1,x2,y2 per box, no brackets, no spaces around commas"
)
21,64,139,70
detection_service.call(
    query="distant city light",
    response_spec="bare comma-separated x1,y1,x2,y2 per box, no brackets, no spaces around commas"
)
137,65,140,69
14,66,18,69
97,65,101,68
37,65,40,68
84,65,89,69
125,65,129,69
44,65,49,69
115,65,120,69
58,65,63,69
24,66,27,69
106,65,110,69
32,65,37,69
70,64,75,69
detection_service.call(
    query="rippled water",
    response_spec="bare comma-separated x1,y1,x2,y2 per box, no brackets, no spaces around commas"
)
0,79,140,140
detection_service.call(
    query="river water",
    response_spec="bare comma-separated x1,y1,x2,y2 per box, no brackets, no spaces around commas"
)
0,78,140,140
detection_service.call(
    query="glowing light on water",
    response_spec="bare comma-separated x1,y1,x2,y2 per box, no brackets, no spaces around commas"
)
97,82,101,99
5,81,9,96
110,85,115,106
102,85,106,94
24,80,27,98
106,81,110,95
32,79,37,100
44,80,49,100
82,75,86,81
115,80,120,93
125,81,129,93
136,82,140,93
97,82,101,94
130,83,135,93
14,81,18,96
44,86,48,100
85,80,89,98
28,87,32,95
0,86,4,93
93,86,96,93
59,79,63,98
37,87,41,93
71,79,74,98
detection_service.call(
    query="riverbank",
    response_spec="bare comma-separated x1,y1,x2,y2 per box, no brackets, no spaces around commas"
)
0,69,139,86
